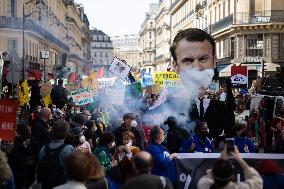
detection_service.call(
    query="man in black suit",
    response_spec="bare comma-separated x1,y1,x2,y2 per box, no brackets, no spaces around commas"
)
169,28,235,139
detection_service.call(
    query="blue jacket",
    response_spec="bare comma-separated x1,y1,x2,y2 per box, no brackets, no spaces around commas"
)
179,135,213,153
234,136,255,153
147,142,177,183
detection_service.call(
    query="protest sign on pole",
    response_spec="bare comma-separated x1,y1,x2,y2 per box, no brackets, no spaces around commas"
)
69,88,95,106
0,99,18,141
141,71,153,87
108,57,131,81
231,66,248,88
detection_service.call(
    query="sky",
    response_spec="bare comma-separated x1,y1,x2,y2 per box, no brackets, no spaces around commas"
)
75,0,159,37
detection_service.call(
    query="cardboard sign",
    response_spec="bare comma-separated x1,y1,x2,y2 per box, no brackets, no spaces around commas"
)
108,57,131,81
0,99,18,141
97,77,117,89
69,88,94,105
231,66,248,88
40,82,53,97
81,72,98,91
154,71,179,87
65,83,80,93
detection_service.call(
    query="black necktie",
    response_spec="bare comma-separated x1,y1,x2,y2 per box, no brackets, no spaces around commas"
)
199,98,204,120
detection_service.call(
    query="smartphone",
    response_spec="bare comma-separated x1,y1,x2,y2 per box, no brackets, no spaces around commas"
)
225,138,235,155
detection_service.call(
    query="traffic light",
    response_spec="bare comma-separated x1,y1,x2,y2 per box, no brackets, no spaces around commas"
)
261,58,267,77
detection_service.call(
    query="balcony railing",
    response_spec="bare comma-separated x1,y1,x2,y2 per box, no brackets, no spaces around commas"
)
235,10,284,24
211,14,233,33
0,16,70,52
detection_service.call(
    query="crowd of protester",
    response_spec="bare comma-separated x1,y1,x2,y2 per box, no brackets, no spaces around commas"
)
1,28,284,189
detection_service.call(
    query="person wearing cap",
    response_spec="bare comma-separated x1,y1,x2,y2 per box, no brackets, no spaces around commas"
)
112,113,144,150
179,122,213,153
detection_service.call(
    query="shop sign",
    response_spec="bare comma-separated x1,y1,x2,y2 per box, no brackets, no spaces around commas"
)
242,56,261,63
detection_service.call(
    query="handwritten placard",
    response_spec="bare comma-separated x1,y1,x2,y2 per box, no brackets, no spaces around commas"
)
69,88,95,106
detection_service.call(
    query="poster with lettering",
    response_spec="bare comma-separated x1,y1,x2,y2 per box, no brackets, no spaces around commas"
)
153,71,179,88
231,66,248,88
0,99,18,141
69,88,95,106
97,77,117,89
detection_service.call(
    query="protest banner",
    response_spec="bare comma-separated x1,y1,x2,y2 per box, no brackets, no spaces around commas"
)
153,71,179,88
81,72,98,92
231,66,248,88
65,83,80,93
108,57,131,81
0,99,18,141
175,153,284,189
97,77,117,89
69,88,95,106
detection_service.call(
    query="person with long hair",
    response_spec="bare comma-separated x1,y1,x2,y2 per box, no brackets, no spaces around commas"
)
85,154,109,189
197,146,262,189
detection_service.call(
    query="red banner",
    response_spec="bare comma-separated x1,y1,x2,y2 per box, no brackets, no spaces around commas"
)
0,99,18,141
231,66,248,88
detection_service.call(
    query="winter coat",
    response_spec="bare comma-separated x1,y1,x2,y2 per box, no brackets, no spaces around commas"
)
147,142,177,183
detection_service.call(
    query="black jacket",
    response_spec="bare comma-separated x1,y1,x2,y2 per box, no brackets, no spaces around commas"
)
31,118,51,149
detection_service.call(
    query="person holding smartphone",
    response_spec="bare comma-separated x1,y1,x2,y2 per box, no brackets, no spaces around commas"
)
197,145,263,189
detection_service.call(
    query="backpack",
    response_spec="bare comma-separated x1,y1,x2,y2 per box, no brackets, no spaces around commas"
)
36,144,67,189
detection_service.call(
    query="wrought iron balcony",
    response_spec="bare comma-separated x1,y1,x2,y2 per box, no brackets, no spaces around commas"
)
211,14,233,33
235,10,284,24
0,16,70,52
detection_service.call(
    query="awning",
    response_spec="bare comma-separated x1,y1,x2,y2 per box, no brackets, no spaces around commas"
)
28,69,42,80
219,63,241,77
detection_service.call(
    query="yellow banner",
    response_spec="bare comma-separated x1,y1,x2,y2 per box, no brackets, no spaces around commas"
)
153,71,179,87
